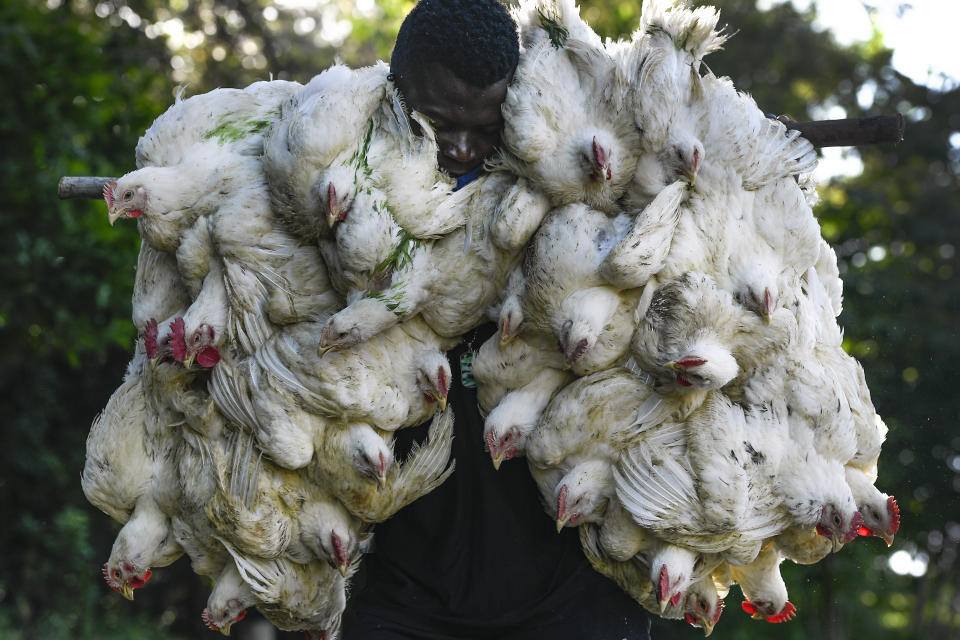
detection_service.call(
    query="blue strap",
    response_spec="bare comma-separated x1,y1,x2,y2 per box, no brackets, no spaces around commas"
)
453,165,484,191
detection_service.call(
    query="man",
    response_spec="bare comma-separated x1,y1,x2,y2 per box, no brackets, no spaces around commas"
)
340,1,652,639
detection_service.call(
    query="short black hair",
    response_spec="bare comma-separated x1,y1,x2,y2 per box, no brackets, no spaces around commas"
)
390,0,519,88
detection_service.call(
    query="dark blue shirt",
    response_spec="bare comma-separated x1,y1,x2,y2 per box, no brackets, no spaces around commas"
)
342,324,652,640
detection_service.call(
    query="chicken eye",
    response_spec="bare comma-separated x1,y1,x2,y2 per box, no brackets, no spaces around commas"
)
112,569,122,580
123,190,134,200
503,433,512,442
833,514,841,527
698,598,708,613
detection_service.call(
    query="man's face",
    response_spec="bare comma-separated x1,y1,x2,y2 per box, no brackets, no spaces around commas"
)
396,62,510,178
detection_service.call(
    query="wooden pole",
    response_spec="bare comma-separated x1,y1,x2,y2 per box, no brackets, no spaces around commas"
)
56,115,906,200
58,176,115,201
779,114,905,148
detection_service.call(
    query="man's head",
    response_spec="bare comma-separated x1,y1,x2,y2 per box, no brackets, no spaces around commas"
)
391,0,519,177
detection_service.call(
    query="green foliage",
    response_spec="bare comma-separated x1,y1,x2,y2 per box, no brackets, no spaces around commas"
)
203,112,277,145
3,0,957,638
538,7,571,49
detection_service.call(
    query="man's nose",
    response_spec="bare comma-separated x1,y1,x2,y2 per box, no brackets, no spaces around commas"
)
441,131,476,164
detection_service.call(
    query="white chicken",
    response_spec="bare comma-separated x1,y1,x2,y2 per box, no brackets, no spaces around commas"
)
520,203,639,374
219,537,350,640
202,561,256,635
85,1,896,634
318,171,544,347
262,63,390,243
83,349,185,600
500,3,640,212
310,408,456,523
723,544,798,624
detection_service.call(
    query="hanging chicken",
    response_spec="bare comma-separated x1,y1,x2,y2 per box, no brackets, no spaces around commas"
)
83,0,898,636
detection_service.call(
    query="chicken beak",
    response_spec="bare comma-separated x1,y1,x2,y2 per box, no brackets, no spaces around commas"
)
182,353,196,369
326,208,339,228
120,583,135,601
700,617,715,637
317,343,334,358
219,623,233,636
437,394,448,412
555,516,570,534
376,471,387,491
491,450,506,471
108,208,124,226
664,361,680,372
882,531,896,547
317,325,336,358
831,535,842,553
338,562,350,578
658,596,670,614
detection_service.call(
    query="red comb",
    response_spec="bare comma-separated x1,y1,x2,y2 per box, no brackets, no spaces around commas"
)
170,318,187,362
712,598,724,624
764,288,774,315
888,496,901,534
101,563,119,591
766,601,797,623
328,183,337,216
332,532,347,568
843,512,864,543
592,136,606,168
675,356,708,369
669,591,683,607
557,485,568,521
103,180,116,209
741,600,757,615
144,318,159,359
201,607,219,631
658,565,669,602
438,367,449,397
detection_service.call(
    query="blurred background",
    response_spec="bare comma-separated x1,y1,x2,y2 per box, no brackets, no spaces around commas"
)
1,0,957,638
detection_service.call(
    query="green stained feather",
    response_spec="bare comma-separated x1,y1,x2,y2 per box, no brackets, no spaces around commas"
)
538,7,569,49
204,110,277,144
349,119,375,179
373,226,424,277
368,286,408,318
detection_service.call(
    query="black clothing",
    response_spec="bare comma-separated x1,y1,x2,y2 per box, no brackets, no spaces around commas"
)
342,324,651,640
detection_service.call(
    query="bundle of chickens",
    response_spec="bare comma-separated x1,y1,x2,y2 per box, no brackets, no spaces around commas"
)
81,0,899,637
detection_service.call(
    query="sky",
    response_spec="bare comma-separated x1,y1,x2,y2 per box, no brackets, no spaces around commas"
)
757,0,960,181
781,0,960,91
